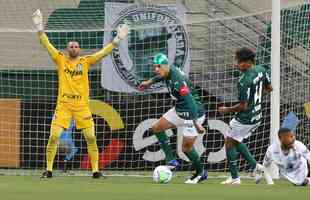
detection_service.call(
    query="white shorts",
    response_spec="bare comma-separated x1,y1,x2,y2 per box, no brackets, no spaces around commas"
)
227,118,260,142
162,107,205,137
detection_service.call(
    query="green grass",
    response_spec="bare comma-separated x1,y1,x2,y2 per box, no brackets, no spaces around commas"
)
0,175,309,200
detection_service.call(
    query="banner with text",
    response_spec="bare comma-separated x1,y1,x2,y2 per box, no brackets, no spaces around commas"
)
101,3,190,93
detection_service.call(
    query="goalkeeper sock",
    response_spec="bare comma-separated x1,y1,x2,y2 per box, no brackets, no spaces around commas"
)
185,148,204,175
236,142,257,169
46,124,63,171
155,132,174,162
226,147,239,179
82,125,99,173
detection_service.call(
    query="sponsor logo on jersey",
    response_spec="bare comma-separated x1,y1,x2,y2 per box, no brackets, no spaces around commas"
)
64,63,83,78
62,93,82,100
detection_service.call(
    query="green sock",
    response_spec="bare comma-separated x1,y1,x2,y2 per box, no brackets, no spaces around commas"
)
155,132,174,162
236,143,257,169
226,147,239,179
185,148,203,175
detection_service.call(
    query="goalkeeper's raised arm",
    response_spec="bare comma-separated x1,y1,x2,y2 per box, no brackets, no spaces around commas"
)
32,9,129,65
86,24,129,65
32,9,59,62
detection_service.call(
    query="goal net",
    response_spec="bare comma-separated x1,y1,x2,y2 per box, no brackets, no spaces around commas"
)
0,0,309,177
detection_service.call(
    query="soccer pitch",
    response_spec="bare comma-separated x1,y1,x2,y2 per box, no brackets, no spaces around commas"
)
1,176,309,200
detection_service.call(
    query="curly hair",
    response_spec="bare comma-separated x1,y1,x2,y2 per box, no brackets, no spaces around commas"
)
235,47,256,63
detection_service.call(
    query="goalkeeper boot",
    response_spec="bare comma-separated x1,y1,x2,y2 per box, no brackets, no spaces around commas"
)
252,163,264,184
40,171,52,179
184,170,208,184
220,176,241,185
167,159,180,170
92,171,103,179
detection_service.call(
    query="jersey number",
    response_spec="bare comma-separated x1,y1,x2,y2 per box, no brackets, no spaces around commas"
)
253,72,263,106
251,72,263,122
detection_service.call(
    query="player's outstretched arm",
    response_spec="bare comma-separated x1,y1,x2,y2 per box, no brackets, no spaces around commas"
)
218,101,248,114
263,167,274,185
262,146,275,185
138,80,153,91
218,80,249,114
138,76,162,91
32,9,59,62
87,24,130,65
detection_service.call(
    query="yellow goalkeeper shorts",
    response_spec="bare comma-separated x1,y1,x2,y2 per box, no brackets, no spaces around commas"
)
51,103,94,129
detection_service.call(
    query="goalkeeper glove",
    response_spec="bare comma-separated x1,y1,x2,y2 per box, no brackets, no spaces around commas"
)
32,9,43,31
113,24,129,45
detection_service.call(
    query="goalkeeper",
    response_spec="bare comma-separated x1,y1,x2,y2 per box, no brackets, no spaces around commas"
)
32,9,129,178
139,53,208,184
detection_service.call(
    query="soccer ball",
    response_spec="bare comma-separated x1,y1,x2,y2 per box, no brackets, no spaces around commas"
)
152,165,172,184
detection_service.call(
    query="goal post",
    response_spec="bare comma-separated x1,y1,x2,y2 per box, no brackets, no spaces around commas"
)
269,0,281,179
270,0,281,146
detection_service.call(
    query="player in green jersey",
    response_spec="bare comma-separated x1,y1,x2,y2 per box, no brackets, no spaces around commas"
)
139,53,207,184
218,47,273,184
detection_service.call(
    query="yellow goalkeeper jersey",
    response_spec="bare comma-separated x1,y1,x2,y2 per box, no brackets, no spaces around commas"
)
39,33,115,106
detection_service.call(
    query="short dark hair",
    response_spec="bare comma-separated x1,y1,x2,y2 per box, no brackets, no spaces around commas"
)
235,47,256,63
278,127,292,135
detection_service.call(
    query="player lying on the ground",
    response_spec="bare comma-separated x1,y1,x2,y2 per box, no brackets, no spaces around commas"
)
59,120,78,172
32,9,129,178
218,47,273,184
139,53,208,184
263,127,310,186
